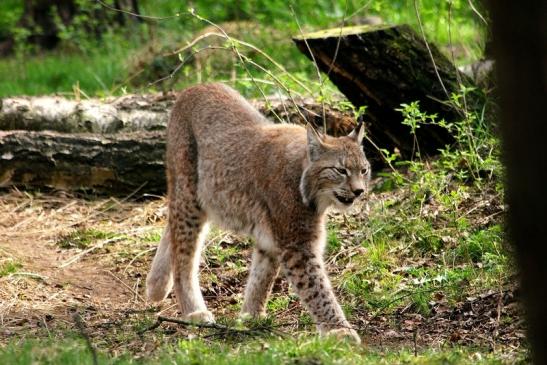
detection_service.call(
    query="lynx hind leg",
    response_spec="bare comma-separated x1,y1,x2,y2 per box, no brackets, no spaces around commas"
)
146,226,174,302
170,187,214,323
241,248,280,318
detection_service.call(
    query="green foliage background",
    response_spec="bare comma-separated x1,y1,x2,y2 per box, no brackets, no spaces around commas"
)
0,0,486,97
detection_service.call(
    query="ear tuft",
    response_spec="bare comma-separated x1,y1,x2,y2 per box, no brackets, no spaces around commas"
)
306,124,325,161
348,117,365,145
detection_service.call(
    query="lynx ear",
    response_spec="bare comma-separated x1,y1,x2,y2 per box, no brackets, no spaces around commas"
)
306,124,325,161
348,118,365,145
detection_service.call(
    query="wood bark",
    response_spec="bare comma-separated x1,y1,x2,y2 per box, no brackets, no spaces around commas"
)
294,24,476,159
488,1,547,363
0,130,166,195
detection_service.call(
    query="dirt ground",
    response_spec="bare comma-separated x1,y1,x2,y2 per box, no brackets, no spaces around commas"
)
0,188,526,355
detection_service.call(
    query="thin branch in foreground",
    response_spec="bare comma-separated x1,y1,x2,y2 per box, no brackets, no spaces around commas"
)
95,0,182,21
138,315,289,339
413,0,462,116
447,1,469,114
186,11,283,123
290,5,326,131
467,0,488,25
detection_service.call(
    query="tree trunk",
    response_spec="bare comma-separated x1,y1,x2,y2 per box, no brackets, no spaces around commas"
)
487,1,547,364
294,24,476,159
0,130,166,195
0,0,142,56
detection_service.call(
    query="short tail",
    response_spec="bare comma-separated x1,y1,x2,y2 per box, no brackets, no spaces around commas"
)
146,226,174,302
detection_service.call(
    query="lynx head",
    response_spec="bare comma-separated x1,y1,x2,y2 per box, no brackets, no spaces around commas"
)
300,122,371,212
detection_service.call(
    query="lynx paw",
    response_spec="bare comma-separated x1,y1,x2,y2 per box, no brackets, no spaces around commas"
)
323,328,361,344
239,310,267,321
184,310,215,323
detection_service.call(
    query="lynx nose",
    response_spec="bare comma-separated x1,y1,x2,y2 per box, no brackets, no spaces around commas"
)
353,189,364,197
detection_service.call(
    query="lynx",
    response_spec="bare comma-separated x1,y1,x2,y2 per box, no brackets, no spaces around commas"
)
146,83,370,342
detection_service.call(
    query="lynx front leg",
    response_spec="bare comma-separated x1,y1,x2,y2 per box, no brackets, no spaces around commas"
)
241,248,280,318
281,248,360,343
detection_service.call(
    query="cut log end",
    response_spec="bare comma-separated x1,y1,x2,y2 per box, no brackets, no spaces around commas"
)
293,24,478,160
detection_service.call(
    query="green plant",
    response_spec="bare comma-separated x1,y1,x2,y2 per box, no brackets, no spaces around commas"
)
56,228,117,249
0,259,22,277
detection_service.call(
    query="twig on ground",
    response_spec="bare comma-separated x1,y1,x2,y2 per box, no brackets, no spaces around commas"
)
133,277,141,305
59,236,125,268
103,270,145,303
8,272,49,281
138,315,285,339
123,247,156,274
413,327,419,356
73,311,98,365
64,181,148,231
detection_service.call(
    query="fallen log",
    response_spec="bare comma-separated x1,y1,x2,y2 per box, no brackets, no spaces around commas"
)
0,93,174,133
0,91,367,194
294,24,476,158
0,130,166,195
0,93,355,136
0,98,358,194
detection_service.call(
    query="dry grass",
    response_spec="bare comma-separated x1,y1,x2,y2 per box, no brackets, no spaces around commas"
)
0,188,165,344
0,185,525,358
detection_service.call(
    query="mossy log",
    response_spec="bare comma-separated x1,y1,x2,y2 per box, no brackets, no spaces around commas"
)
294,24,474,159
0,131,166,195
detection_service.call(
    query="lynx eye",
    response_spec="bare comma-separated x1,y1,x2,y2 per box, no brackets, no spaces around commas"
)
361,168,369,175
334,167,348,176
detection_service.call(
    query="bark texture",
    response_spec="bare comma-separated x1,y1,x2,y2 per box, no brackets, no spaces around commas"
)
488,1,547,363
294,24,475,159
0,130,165,195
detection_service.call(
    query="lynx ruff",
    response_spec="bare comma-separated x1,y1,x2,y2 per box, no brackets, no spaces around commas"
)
146,83,371,343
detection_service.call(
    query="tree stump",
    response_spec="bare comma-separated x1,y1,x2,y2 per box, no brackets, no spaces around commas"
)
294,24,475,160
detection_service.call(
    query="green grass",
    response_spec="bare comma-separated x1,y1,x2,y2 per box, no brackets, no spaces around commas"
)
0,0,487,98
0,337,528,365
0,258,22,277
332,96,510,315
0,37,134,97
56,228,118,249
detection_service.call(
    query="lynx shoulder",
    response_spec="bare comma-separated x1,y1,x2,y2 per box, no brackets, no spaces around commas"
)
146,83,370,342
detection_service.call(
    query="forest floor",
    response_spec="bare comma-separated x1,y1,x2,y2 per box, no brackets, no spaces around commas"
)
0,181,528,364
